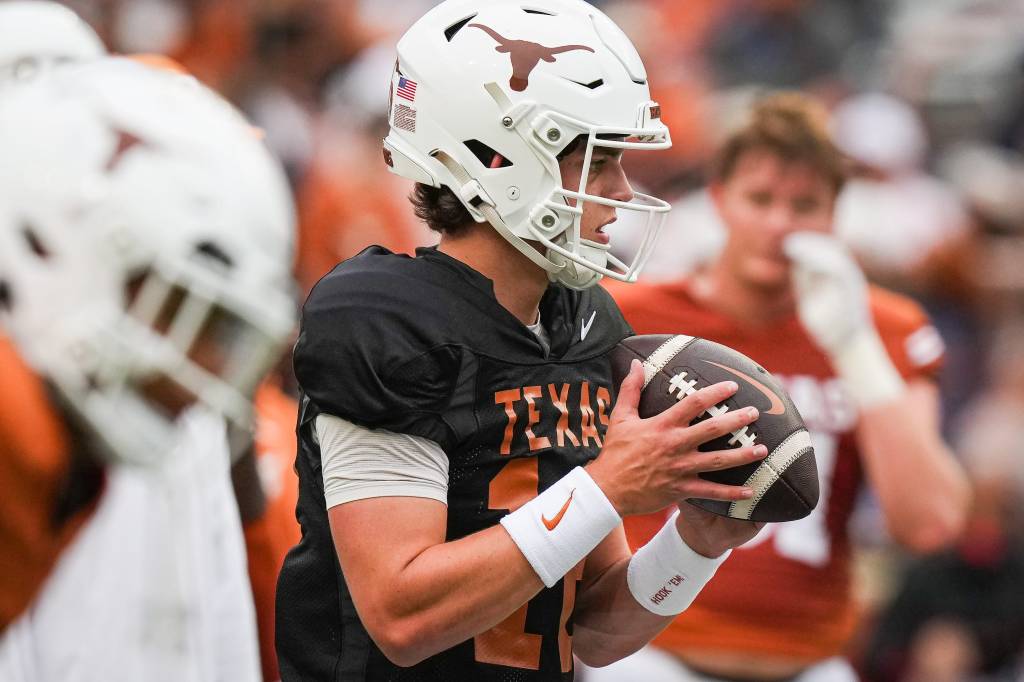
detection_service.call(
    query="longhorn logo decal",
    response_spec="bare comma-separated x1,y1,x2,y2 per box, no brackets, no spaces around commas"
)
469,23,594,92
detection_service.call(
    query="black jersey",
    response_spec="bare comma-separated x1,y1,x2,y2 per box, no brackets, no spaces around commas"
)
275,246,632,682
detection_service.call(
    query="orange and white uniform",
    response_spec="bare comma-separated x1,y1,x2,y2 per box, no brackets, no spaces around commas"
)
0,335,299,682
246,381,301,682
608,279,944,669
0,335,99,633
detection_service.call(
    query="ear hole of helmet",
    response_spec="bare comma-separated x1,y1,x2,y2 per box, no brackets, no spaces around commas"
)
463,139,513,168
194,240,234,269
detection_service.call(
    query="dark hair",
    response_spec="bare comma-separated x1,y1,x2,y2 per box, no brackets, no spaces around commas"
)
409,135,586,236
409,184,474,236
712,93,847,195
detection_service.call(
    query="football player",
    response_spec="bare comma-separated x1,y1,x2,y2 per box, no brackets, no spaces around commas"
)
0,58,296,680
274,1,772,680
589,93,971,682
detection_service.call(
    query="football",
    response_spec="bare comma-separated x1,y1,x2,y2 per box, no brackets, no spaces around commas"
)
609,334,819,522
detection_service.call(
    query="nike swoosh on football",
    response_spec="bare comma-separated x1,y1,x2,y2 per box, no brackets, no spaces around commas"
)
542,489,575,531
580,311,597,341
702,360,786,415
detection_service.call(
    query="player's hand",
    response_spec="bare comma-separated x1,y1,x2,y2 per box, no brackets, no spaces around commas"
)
586,359,768,517
784,231,906,408
674,500,764,558
783,231,870,359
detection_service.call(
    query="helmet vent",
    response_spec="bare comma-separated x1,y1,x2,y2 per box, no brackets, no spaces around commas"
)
0,280,12,312
195,241,234,268
444,14,477,41
522,8,556,16
565,77,604,90
463,139,513,168
21,224,50,260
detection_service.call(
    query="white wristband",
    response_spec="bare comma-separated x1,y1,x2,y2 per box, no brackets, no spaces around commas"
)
500,466,620,588
833,329,906,409
627,510,730,616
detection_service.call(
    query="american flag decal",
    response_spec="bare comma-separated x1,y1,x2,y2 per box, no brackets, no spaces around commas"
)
396,76,417,102
394,103,416,132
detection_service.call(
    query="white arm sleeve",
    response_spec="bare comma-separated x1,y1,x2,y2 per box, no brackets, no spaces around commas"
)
316,414,449,509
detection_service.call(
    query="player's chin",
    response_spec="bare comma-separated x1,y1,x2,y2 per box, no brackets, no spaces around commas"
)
742,256,791,289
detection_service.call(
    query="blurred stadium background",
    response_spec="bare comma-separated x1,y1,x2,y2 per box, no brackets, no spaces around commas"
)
14,0,1024,680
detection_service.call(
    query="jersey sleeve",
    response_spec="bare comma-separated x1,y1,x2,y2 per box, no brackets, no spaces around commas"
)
0,337,94,630
869,287,945,383
317,414,449,508
293,261,462,449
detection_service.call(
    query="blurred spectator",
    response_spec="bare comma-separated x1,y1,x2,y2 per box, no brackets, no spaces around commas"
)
703,0,882,91
886,0,1024,147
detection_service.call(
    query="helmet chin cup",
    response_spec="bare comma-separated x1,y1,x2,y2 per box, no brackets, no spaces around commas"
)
548,241,607,290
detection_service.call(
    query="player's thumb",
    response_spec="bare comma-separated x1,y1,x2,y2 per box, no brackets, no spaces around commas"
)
611,358,643,422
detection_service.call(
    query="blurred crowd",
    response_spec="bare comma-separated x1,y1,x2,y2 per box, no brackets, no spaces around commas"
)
6,0,1024,680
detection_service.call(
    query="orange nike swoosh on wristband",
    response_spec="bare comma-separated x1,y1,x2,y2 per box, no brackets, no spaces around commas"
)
702,360,786,415
542,490,575,531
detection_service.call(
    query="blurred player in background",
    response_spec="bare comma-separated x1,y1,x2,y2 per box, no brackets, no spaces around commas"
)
0,57,297,681
275,0,770,679
0,4,303,678
588,93,971,682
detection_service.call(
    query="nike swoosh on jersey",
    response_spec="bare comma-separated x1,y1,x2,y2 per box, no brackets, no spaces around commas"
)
702,360,786,415
580,311,597,341
542,489,575,531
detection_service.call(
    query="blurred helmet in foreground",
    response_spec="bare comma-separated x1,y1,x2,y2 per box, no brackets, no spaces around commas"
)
0,1,104,80
383,0,672,289
0,57,297,465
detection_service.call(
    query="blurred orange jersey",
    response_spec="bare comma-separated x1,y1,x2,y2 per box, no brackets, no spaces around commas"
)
245,381,301,682
294,134,434,293
0,336,99,631
608,280,944,665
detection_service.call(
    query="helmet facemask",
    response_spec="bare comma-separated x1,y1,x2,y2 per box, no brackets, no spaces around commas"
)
514,110,671,290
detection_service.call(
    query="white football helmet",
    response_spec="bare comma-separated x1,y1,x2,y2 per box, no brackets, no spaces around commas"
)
0,1,104,81
0,57,297,465
383,0,671,289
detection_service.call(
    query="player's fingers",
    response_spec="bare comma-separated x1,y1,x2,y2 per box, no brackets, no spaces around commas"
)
677,444,767,476
610,359,643,423
677,480,754,502
683,406,759,448
655,380,739,426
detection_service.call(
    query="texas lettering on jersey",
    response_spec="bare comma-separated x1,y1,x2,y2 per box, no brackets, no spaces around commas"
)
493,381,612,455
